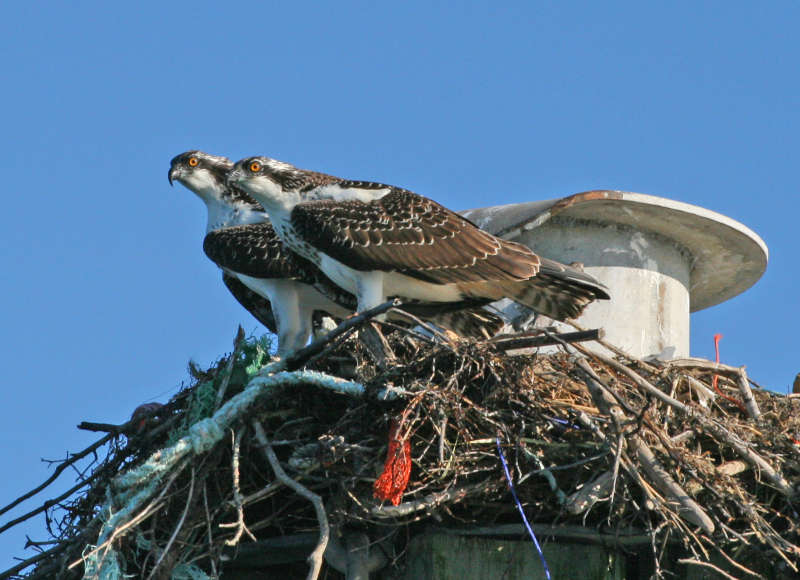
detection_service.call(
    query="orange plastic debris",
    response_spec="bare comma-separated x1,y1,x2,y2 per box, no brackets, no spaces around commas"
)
373,420,411,506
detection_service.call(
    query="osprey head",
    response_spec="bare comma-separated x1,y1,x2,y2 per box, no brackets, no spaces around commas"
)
168,150,233,195
228,156,308,212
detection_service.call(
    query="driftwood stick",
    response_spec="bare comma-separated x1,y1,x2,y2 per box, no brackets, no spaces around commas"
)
681,375,716,407
576,359,715,533
629,434,715,533
284,299,400,371
492,329,604,352
736,367,761,421
668,358,748,375
701,421,792,495
252,420,329,580
568,321,659,373
360,322,396,368
565,471,613,515
370,481,499,518
584,349,793,496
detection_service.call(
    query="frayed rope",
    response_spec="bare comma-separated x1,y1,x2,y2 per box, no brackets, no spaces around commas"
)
85,367,366,579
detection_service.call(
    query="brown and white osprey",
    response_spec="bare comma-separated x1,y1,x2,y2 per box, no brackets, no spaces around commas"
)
169,151,355,355
169,151,503,356
228,156,610,319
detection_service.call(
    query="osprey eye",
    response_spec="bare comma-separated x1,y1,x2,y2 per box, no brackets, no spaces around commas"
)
188,157,199,167
249,161,262,173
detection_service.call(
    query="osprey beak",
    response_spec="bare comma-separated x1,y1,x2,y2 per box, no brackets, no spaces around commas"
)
168,166,178,186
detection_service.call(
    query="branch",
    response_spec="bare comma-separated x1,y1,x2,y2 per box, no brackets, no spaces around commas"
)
0,466,103,535
736,367,761,421
0,433,113,519
252,420,329,580
678,558,740,580
285,299,400,371
370,480,499,518
582,348,793,496
575,358,715,534
146,467,196,580
491,329,604,352
0,541,71,579
219,430,256,546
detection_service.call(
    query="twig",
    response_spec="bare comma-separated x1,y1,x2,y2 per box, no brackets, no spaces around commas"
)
736,367,761,421
284,299,400,371
492,329,604,352
0,540,74,579
219,430,256,546
668,358,749,375
388,307,454,344
678,558,740,580
215,326,246,411
575,358,715,533
583,348,793,496
0,433,113,519
252,420,329,580
567,321,658,373
146,467,196,580
0,465,107,535
202,485,218,578
576,346,691,414
370,480,499,518
76,422,129,433
69,461,186,570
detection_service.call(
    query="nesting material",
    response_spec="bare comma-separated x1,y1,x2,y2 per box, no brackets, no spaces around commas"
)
2,317,799,579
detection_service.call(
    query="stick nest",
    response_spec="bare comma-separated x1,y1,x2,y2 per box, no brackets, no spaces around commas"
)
4,325,800,579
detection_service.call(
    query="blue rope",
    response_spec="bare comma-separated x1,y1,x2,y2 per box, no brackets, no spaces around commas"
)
496,436,552,580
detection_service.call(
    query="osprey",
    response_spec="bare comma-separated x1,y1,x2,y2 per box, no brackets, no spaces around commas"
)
169,151,355,356
228,156,610,319
168,151,503,356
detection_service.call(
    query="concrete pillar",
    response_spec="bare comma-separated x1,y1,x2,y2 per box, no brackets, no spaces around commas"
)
462,191,767,359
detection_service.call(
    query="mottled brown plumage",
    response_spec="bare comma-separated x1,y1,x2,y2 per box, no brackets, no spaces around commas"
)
291,188,540,284
205,222,505,338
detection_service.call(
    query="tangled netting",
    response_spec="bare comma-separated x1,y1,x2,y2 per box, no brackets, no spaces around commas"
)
2,323,799,579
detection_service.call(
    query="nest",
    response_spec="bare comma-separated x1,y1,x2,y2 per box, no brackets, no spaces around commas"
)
2,308,799,579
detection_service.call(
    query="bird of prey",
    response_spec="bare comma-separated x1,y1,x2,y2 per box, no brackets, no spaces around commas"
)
228,156,610,319
169,151,354,355
169,151,503,356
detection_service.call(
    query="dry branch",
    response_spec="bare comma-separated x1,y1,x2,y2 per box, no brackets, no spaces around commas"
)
252,420,329,580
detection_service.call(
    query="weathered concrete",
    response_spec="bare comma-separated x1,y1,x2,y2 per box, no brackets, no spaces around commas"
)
462,191,767,359
402,532,625,580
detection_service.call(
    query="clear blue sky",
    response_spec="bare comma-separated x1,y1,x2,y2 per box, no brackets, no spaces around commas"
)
1,1,797,569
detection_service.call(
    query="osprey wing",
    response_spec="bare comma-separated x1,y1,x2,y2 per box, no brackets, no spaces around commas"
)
221,273,277,333
291,187,540,284
203,223,316,281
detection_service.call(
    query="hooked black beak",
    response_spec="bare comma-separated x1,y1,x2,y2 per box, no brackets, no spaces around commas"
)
168,166,177,186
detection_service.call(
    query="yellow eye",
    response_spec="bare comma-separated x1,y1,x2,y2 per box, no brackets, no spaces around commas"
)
249,161,262,173
188,157,199,167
